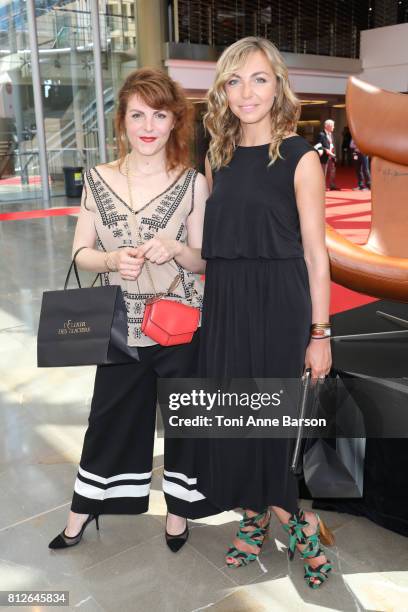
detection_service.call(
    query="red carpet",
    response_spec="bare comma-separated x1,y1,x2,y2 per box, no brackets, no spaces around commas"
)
325,167,378,314
0,175,42,186
0,207,80,221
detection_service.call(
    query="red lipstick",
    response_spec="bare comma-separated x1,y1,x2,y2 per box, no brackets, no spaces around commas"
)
140,137,157,143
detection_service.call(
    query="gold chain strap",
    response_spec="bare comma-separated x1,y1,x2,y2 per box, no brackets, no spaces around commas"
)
125,154,180,297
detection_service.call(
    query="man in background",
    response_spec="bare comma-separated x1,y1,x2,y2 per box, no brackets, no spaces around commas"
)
315,119,340,190
341,126,352,166
350,138,371,190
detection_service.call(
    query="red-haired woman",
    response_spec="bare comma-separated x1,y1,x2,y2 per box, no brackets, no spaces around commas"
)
48,68,218,551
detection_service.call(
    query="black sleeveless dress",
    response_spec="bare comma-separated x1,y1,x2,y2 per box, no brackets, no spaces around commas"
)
197,135,314,513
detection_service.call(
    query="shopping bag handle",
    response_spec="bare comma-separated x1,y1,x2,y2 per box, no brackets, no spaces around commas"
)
290,368,312,473
64,247,101,290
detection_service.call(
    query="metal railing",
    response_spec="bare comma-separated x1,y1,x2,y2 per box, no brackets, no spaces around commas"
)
4,86,115,179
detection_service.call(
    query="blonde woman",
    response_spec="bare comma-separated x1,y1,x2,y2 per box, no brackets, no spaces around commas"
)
198,37,335,588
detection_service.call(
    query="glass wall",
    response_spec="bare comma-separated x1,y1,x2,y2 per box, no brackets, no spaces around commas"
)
0,0,137,208
0,0,40,204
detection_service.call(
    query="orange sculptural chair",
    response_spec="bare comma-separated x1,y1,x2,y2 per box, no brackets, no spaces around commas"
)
326,76,408,339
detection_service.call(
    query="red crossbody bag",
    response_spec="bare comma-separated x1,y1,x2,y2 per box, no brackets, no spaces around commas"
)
126,156,200,346
141,271,200,346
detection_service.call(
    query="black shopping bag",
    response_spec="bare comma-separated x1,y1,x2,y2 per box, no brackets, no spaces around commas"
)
37,248,139,367
291,370,366,498
303,437,365,498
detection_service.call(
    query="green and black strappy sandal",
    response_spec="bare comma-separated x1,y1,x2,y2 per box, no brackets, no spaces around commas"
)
282,509,335,588
225,509,271,568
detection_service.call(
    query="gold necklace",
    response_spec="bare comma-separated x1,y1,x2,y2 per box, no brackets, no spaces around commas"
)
125,154,180,216
125,154,158,293
125,154,152,215
125,154,135,212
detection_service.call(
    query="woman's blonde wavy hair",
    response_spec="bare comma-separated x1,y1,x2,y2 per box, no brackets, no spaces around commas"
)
204,37,301,170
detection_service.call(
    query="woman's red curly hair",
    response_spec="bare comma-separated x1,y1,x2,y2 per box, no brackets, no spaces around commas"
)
115,68,193,172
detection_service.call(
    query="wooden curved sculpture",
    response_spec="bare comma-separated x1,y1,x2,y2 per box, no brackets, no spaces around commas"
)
326,76,408,301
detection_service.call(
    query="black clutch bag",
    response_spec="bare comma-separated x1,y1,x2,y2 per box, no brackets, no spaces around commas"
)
37,247,139,367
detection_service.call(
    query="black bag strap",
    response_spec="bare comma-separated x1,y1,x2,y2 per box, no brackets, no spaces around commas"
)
64,247,101,290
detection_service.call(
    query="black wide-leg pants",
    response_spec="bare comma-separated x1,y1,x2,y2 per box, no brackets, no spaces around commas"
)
71,331,219,519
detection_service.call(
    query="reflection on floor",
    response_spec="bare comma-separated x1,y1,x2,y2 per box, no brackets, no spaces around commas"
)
0,180,67,203
0,195,407,612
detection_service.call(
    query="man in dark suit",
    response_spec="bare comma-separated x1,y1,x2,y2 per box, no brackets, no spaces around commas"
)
315,120,340,190
350,138,371,190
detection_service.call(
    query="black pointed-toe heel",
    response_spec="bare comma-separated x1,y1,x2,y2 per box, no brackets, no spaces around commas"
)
165,513,189,553
48,514,100,550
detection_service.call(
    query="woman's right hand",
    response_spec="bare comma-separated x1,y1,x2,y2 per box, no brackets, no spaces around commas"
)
111,247,144,281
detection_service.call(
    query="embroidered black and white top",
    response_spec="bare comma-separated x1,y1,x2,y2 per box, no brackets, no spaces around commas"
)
81,165,203,347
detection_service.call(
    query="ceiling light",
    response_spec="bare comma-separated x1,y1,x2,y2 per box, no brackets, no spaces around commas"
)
300,100,329,105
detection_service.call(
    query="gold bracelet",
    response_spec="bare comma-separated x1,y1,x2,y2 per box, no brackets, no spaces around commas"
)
105,252,117,272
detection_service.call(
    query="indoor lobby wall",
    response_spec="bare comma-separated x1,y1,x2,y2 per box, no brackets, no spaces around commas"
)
359,22,408,91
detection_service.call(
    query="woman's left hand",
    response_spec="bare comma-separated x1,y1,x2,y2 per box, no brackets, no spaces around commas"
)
303,338,332,380
136,238,182,264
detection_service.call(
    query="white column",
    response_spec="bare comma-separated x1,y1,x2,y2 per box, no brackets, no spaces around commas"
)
26,0,51,205
90,0,107,163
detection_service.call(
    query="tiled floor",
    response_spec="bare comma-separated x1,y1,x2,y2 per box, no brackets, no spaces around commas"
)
0,197,407,612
